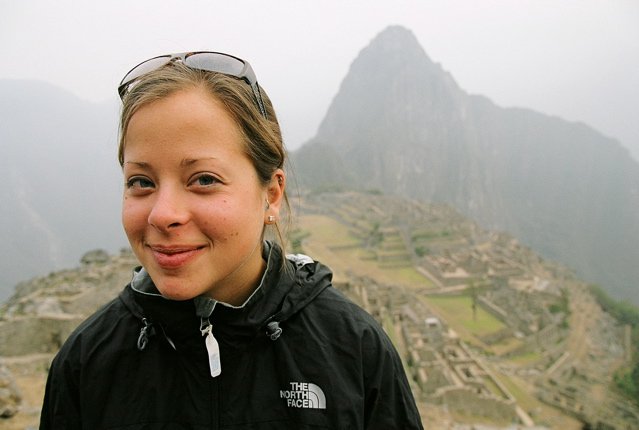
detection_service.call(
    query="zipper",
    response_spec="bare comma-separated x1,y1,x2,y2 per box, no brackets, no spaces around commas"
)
137,318,155,351
200,318,221,377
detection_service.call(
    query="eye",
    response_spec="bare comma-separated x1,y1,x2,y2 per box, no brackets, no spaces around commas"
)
126,176,155,190
189,173,221,188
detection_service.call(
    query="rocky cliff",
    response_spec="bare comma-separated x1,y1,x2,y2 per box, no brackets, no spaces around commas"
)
292,26,639,303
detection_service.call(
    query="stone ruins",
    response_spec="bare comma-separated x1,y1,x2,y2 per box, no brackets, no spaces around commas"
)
1,191,637,429
299,191,638,429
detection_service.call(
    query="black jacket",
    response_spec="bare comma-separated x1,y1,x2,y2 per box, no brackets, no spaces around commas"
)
40,243,423,429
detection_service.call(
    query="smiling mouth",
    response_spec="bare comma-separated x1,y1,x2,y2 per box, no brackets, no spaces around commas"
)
148,245,206,268
151,246,205,253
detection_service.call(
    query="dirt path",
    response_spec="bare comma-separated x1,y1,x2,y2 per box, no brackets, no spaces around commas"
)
565,287,597,366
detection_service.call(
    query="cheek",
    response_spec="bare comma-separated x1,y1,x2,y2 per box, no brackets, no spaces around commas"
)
199,213,234,243
121,199,148,236
197,200,258,242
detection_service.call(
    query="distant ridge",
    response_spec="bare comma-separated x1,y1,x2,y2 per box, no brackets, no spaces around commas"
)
0,80,126,300
292,25,639,303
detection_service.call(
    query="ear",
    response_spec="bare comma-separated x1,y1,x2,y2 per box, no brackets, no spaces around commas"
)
265,169,286,222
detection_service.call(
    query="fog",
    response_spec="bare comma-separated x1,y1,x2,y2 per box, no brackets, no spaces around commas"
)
2,0,638,158
2,1,639,301
2,6,638,426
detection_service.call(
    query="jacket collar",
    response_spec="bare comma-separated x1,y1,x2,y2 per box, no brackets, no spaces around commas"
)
119,241,333,346
129,241,278,316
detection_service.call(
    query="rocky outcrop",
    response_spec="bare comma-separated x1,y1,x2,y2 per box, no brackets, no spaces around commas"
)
0,249,138,356
0,366,21,418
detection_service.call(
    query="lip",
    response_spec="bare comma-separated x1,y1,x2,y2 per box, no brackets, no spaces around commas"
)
148,244,206,269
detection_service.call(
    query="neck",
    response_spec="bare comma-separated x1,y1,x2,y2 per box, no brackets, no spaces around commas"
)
208,240,267,306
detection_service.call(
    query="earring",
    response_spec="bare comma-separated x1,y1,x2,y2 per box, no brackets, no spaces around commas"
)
267,215,276,223
265,200,270,210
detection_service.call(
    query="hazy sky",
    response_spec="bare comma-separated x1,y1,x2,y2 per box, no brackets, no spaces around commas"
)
2,0,638,159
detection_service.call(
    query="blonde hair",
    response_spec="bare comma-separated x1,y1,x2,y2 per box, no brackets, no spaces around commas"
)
118,62,290,251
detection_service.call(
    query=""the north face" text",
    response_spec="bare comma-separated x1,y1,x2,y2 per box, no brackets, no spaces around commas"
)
280,382,326,409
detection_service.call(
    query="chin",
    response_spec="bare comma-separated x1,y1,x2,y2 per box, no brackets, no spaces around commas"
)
155,279,201,301
160,291,195,301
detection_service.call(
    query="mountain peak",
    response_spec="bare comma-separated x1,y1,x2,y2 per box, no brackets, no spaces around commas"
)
350,25,438,79
296,26,639,304
315,25,462,147
366,25,424,54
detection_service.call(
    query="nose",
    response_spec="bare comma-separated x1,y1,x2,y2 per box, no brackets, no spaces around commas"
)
147,187,190,232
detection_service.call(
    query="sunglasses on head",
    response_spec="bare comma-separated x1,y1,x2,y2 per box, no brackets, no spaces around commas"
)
118,51,268,119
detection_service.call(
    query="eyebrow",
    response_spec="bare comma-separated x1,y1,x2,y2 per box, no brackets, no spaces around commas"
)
123,158,218,169
180,157,218,167
124,161,149,168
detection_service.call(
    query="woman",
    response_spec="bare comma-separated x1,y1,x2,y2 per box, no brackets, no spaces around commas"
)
40,51,423,429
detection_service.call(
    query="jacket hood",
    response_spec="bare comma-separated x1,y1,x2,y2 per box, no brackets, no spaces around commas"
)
118,241,333,349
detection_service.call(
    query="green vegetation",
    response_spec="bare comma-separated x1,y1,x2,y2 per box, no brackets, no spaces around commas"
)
493,372,573,425
301,215,360,247
549,288,571,329
381,234,405,251
368,222,383,246
426,294,506,339
356,249,377,260
589,285,639,326
288,228,310,254
297,214,433,289
508,350,542,366
482,377,507,399
414,246,429,257
589,284,639,404
382,313,398,346
392,267,432,286
411,229,453,242
488,336,524,357
365,188,383,195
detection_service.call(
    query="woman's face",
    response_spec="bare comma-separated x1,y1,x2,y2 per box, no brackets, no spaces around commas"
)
121,86,284,304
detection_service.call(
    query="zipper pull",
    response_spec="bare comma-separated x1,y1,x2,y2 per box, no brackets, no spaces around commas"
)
137,318,155,351
201,321,221,377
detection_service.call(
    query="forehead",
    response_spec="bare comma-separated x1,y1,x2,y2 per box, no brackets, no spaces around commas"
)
123,87,248,161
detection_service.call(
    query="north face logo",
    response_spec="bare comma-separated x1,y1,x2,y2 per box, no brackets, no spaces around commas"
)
280,382,326,409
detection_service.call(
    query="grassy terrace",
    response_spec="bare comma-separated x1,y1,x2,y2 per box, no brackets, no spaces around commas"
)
298,214,361,247
426,295,505,336
298,211,521,352
507,350,543,365
297,214,433,289
424,294,507,349
490,336,526,357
